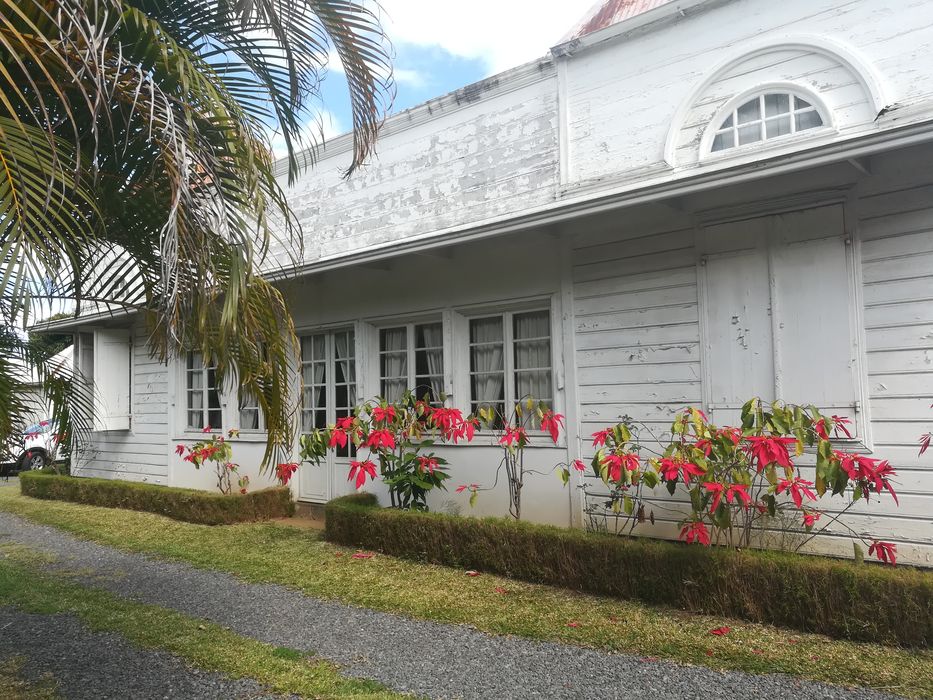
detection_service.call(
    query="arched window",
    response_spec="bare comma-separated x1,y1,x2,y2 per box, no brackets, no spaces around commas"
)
711,92,825,153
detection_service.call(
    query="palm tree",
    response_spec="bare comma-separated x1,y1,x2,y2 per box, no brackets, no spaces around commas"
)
0,0,394,466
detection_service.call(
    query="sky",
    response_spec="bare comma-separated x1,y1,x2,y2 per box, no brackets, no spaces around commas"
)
270,0,599,156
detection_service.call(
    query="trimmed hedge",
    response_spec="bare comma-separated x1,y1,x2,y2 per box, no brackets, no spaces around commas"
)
325,493,933,647
20,472,294,525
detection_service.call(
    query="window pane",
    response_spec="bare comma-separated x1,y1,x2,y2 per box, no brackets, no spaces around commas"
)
764,93,789,117
795,110,823,131
794,96,812,109
765,116,792,138
738,123,762,145
720,114,733,129
736,98,760,124
513,311,552,411
712,131,734,152
379,326,407,401
240,407,260,430
469,317,505,424
414,322,444,405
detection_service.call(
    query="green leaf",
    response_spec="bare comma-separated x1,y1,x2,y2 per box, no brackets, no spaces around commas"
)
853,542,864,564
469,491,478,508
623,494,634,515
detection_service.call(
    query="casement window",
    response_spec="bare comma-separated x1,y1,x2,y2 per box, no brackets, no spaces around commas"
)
711,92,825,153
185,351,222,431
300,329,356,457
379,321,444,405
75,329,131,431
700,204,860,435
238,392,263,431
468,309,552,428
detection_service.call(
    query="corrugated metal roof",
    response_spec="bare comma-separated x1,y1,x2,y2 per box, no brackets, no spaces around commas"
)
561,0,675,42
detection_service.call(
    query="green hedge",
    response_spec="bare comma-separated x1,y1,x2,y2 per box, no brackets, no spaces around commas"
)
20,472,294,525
325,493,933,647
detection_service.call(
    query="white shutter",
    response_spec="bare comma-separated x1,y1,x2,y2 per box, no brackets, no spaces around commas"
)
771,206,859,434
94,329,131,431
703,248,774,426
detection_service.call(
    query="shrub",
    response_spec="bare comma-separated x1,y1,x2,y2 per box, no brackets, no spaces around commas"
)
19,472,294,525
324,493,933,647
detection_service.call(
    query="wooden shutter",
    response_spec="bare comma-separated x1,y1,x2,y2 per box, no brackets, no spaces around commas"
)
94,329,131,431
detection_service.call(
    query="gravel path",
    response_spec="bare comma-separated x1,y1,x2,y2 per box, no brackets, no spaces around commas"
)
0,608,282,699
0,511,905,700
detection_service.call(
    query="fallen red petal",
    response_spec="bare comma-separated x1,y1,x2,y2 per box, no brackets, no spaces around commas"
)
709,626,731,636
494,586,508,594
567,621,580,628
465,570,481,577
351,552,374,560
705,650,714,657
752,649,764,655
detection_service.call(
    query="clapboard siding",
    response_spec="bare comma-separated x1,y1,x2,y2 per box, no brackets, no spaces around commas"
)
569,174,933,565
74,321,169,484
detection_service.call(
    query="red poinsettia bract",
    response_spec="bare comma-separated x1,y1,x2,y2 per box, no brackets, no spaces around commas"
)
540,410,564,444
275,462,299,485
601,453,640,482
657,458,705,485
868,540,897,566
776,477,817,509
744,436,798,471
348,460,378,489
680,520,711,546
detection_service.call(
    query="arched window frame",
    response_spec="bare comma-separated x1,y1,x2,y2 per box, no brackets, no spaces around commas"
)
700,85,833,159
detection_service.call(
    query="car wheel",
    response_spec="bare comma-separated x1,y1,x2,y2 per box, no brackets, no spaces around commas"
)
20,451,47,471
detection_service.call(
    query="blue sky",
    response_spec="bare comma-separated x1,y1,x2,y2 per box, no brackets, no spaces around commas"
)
270,0,598,155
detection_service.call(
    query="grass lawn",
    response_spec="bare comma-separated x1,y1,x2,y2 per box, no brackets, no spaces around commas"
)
0,548,401,699
0,656,58,700
1,488,930,698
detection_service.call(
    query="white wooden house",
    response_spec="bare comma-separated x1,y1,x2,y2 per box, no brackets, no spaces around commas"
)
49,0,933,566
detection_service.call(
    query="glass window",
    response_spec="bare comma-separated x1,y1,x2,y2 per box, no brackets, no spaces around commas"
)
379,322,444,405
300,330,356,458
711,92,824,153
186,351,221,430
468,309,553,429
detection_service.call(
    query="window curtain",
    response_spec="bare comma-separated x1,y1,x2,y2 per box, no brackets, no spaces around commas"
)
334,330,357,407
513,311,552,405
416,322,444,403
470,317,504,413
301,335,327,432
380,327,407,402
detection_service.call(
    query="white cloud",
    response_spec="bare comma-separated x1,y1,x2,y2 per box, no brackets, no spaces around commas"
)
266,110,344,159
375,0,598,74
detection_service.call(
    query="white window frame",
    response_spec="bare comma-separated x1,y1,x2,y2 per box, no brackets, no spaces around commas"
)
184,351,222,432
459,305,556,429
701,85,833,159
376,319,446,406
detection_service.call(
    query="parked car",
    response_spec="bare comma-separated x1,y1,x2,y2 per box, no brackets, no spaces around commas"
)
1,420,60,474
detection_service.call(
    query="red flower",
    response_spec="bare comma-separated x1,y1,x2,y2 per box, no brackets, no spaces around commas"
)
831,415,853,439
239,488,247,495
540,410,564,444
834,453,899,503
694,439,713,457
744,436,797,471
657,458,705,485
679,520,711,546
336,416,355,430
802,511,821,528
348,460,378,489
494,586,508,595
709,626,731,636
566,621,580,628
371,406,396,424
814,418,831,441
703,482,725,513
725,483,752,509
328,428,348,449
601,453,639,482
591,428,613,447
351,552,374,560
921,432,932,456
174,444,185,456
572,459,587,472
275,462,299,485
465,570,480,577
776,478,817,509
202,426,213,433
456,483,480,493
417,456,439,474
499,425,527,448
868,540,897,566
365,429,396,450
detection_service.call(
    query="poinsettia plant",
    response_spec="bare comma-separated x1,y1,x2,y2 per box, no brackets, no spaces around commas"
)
473,397,564,519
176,427,249,495
298,392,477,510
575,399,901,566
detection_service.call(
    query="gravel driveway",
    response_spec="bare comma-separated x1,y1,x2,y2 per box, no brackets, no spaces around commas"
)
0,608,282,699
0,511,906,700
